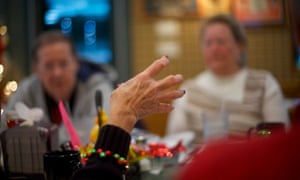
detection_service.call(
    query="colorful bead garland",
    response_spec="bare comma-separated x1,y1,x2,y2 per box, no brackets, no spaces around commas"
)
257,130,272,136
81,148,129,171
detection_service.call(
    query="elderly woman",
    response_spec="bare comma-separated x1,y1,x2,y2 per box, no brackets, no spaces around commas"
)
166,14,289,141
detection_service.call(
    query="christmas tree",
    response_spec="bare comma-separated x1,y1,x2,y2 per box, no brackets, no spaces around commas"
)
0,20,22,120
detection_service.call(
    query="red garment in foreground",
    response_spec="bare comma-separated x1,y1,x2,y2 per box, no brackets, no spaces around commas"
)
177,124,300,180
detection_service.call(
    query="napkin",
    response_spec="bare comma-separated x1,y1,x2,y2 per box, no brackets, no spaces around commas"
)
10,102,44,126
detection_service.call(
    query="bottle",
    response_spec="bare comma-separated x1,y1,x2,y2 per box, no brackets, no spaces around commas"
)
89,110,108,143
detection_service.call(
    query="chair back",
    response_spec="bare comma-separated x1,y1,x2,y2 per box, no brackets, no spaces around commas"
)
0,126,49,176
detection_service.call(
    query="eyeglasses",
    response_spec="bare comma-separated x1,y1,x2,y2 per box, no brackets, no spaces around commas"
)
38,58,75,73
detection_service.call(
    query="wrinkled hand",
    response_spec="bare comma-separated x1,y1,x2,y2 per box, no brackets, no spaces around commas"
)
108,56,185,133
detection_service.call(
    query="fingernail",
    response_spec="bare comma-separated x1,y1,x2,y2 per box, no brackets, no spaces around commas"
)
174,74,183,82
161,57,170,66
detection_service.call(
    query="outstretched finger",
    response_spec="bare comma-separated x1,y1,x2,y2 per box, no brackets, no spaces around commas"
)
156,74,183,91
156,103,174,113
141,56,170,78
157,90,185,102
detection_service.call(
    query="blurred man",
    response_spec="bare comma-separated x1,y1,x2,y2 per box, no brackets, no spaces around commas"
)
3,30,114,145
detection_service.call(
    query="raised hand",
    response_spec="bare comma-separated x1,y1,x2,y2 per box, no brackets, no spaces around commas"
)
108,56,185,133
